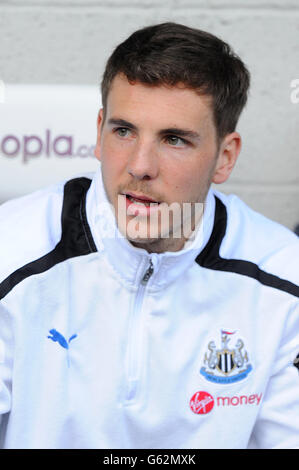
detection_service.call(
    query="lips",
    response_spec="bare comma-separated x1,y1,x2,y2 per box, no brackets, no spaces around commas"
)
122,192,161,216
125,192,159,204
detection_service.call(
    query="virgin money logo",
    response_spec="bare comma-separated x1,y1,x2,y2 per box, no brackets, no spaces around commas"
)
190,391,214,415
190,390,263,415
0,129,95,163
190,392,262,415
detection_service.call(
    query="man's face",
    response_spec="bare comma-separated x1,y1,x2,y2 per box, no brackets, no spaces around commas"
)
95,74,239,252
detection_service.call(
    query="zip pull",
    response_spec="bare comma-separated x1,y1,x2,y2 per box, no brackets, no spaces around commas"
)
141,259,154,285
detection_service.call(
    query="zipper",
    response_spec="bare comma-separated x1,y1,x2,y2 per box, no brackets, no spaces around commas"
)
124,257,155,403
141,259,154,285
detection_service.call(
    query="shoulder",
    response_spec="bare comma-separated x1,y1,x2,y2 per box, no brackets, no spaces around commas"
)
0,173,94,286
0,180,65,284
212,190,299,288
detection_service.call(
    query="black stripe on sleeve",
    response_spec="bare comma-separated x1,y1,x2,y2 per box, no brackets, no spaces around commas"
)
195,196,299,298
0,177,97,300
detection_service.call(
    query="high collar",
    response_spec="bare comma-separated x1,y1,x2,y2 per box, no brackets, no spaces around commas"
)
86,165,216,290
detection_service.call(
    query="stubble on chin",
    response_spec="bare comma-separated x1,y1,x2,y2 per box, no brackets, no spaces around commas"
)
118,201,204,253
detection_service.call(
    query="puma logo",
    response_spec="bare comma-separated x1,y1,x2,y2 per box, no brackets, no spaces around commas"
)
47,329,77,350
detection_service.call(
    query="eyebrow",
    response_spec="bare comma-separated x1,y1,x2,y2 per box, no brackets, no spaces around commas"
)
159,127,201,141
107,118,201,141
108,118,137,130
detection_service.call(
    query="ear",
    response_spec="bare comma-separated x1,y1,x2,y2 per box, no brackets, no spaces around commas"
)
94,108,104,161
212,132,242,184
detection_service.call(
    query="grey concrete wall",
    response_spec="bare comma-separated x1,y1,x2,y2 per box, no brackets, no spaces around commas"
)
0,0,298,231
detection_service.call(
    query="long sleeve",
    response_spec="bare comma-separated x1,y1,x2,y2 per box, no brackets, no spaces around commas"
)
248,303,299,449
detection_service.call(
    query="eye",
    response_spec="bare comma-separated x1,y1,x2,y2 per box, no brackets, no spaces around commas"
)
114,127,131,138
165,135,187,147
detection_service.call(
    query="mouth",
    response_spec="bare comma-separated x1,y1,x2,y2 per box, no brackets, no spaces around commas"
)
124,192,160,206
121,192,161,216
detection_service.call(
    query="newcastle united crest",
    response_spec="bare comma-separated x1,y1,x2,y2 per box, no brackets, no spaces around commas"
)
200,330,252,384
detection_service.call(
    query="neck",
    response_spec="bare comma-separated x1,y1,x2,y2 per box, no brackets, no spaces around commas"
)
129,212,203,254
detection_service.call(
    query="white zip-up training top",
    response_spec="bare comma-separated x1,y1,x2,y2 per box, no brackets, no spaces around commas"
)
0,166,298,449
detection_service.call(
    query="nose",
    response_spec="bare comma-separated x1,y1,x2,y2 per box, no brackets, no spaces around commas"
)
126,138,158,181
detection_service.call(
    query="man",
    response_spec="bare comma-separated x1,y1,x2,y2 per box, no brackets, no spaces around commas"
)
0,22,298,449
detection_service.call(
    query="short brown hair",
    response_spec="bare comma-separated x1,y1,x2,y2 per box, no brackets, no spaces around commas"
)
101,22,250,143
